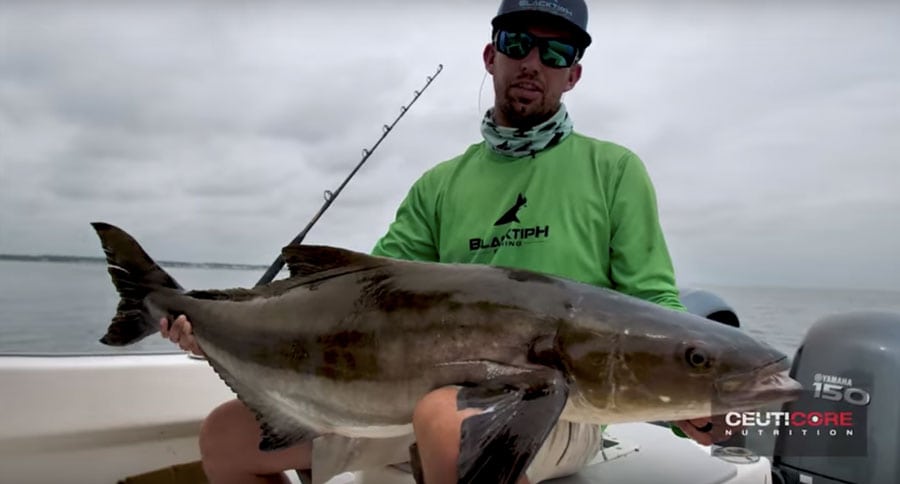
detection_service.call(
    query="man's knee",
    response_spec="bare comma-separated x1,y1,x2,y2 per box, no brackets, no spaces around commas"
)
199,399,312,479
412,387,460,434
199,399,258,459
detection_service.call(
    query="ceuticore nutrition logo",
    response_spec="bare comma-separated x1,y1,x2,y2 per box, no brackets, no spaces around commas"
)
724,410,856,438
719,372,870,457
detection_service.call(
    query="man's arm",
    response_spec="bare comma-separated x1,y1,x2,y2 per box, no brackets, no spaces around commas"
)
607,153,686,312
607,154,732,442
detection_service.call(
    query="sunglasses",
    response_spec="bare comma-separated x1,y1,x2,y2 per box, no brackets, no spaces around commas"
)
493,30,581,68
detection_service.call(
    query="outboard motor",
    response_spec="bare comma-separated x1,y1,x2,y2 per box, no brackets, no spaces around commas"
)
772,311,900,484
680,287,740,328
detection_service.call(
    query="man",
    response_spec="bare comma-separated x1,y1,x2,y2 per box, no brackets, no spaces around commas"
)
163,1,723,482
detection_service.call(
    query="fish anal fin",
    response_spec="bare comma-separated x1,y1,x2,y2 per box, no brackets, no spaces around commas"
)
202,353,317,452
258,419,316,451
456,369,568,484
281,245,383,278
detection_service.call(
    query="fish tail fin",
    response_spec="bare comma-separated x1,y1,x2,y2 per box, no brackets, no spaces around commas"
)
91,222,183,346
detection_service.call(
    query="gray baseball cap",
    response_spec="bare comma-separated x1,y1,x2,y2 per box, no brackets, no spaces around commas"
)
492,0,592,48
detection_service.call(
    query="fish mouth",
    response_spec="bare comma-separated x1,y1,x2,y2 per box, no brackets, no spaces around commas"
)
714,358,805,410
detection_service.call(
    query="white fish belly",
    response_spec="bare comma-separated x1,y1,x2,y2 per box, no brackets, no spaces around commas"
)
204,339,428,439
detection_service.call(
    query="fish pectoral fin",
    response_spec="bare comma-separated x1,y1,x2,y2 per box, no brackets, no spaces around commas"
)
456,369,568,484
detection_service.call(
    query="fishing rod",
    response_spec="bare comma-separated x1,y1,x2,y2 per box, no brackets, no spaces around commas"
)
255,64,444,287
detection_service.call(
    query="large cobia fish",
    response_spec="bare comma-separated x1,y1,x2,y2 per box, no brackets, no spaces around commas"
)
92,222,802,484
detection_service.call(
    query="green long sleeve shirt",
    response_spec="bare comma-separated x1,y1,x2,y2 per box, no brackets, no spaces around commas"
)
372,132,685,312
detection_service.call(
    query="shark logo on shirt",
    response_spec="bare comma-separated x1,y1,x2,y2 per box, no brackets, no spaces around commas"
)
469,192,551,252
494,193,527,226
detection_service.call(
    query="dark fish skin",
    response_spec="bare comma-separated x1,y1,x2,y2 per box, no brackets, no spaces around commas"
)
91,222,803,481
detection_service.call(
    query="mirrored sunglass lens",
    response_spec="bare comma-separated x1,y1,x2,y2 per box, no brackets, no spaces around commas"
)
542,40,577,67
499,31,534,59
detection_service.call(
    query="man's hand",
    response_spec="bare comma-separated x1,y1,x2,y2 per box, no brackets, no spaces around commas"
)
160,314,205,356
673,416,732,445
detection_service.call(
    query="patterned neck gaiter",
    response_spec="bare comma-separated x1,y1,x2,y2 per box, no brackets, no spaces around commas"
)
480,104,574,158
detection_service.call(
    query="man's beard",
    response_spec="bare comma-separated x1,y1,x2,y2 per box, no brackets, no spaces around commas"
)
499,94,557,129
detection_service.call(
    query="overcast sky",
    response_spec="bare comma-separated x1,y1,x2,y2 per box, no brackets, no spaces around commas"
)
1,1,898,290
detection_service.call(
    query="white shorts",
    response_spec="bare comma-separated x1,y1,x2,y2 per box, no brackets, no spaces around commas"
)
309,421,603,484
526,420,604,483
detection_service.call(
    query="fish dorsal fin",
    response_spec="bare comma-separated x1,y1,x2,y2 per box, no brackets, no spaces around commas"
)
281,245,382,278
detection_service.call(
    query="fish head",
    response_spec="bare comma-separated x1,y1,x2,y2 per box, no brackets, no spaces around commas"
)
557,298,804,423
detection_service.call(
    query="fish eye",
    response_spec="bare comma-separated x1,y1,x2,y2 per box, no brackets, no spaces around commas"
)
684,346,712,370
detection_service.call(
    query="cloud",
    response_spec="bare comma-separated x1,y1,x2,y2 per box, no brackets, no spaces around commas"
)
565,2,900,289
1,1,898,289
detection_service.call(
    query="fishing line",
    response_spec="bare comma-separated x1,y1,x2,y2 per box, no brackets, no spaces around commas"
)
478,70,488,115
256,64,444,287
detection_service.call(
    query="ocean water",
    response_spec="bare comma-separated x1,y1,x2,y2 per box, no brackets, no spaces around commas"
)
1,259,899,356
0,259,266,354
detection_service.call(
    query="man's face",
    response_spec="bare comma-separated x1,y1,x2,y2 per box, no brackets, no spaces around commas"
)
484,23,583,128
